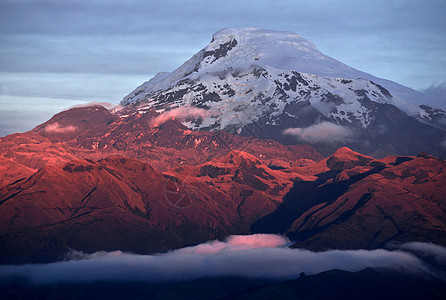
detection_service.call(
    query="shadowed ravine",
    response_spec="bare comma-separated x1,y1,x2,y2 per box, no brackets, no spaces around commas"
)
251,166,386,236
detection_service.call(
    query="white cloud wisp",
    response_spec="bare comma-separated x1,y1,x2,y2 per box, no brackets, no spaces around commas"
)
150,107,217,127
283,122,354,143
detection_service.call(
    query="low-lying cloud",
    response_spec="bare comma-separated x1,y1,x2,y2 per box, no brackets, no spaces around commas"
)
150,107,217,127
44,122,77,134
283,122,353,143
0,234,443,285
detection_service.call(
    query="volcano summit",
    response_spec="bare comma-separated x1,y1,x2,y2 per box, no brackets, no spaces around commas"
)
121,27,446,158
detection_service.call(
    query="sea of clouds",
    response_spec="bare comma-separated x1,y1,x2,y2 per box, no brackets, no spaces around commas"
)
1,234,445,285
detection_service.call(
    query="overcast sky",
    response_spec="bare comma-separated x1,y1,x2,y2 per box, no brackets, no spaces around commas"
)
0,0,445,136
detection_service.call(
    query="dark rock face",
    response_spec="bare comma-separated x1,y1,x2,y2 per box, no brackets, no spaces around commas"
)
418,104,446,130
199,164,230,178
203,38,238,63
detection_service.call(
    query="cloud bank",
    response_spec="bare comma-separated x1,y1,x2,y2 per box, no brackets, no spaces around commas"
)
150,107,217,127
0,234,443,285
397,242,446,263
283,122,353,143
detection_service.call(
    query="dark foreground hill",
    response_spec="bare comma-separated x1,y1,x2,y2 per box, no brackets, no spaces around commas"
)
1,268,445,300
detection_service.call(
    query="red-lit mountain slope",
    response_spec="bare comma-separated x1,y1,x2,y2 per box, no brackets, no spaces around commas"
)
0,105,322,186
0,106,445,264
0,151,296,264
252,148,446,249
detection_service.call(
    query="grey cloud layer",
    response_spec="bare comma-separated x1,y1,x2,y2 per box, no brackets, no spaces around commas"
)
0,234,443,285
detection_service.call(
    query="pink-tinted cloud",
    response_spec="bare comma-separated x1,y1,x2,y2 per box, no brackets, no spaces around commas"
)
177,234,290,254
283,122,353,143
150,107,216,127
44,122,77,134
226,234,290,248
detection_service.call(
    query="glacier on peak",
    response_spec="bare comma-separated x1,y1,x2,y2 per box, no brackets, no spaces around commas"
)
117,27,446,159
121,27,420,113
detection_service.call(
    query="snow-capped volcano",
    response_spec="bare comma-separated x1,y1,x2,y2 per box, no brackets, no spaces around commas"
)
121,27,446,157
122,28,417,104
